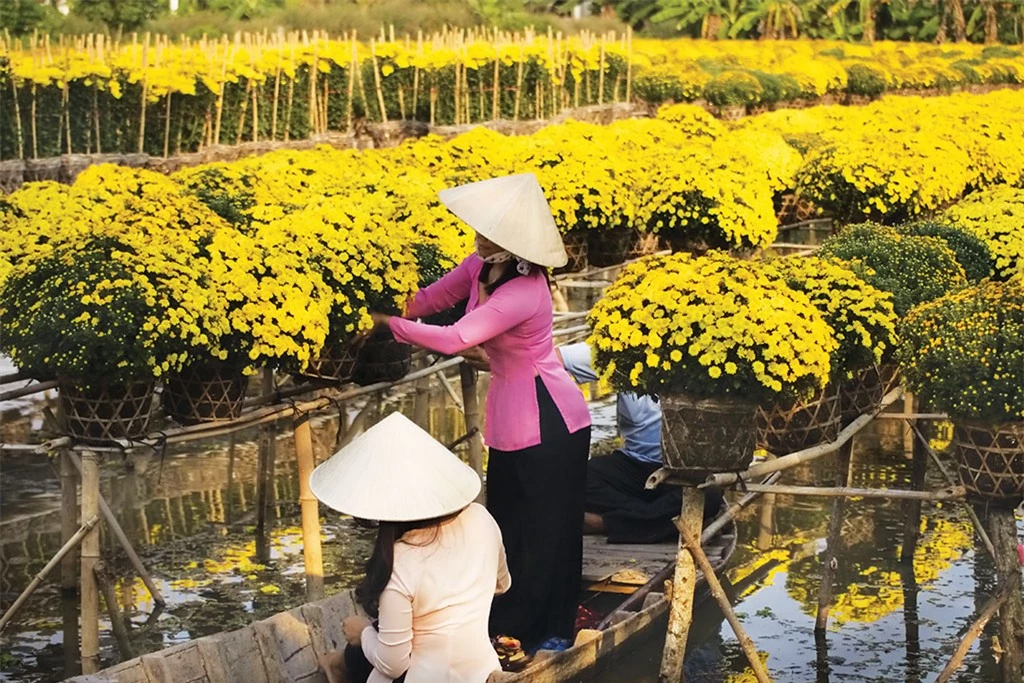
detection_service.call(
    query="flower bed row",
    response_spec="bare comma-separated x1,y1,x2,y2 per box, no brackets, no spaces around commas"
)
1,32,1023,159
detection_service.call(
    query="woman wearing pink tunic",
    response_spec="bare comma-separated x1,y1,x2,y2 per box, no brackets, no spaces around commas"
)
370,174,591,651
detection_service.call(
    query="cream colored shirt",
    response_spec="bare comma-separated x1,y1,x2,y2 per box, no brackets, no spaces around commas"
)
361,503,511,683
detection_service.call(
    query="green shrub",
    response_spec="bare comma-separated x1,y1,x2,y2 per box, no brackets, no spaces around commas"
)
950,60,984,85
703,70,764,107
747,71,801,105
845,63,888,98
896,220,993,283
819,223,967,317
634,65,697,105
899,277,1024,422
980,45,1021,60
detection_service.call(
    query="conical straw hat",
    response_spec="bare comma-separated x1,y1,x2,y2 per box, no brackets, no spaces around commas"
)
438,173,568,268
309,412,481,522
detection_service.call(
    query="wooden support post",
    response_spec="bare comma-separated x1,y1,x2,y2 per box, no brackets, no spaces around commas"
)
80,451,101,674
901,411,928,564
0,515,98,632
94,562,135,660
294,416,325,601
900,560,921,681
413,378,430,430
757,490,776,552
256,369,277,563
986,507,1024,682
676,521,772,683
226,432,237,525
459,364,484,492
67,453,165,607
815,439,853,634
659,486,704,683
936,584,1013,683
60,449,78,591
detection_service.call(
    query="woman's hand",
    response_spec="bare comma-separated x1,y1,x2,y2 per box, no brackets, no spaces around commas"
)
461,345,491,372
370,312,392,328
342,615,372,646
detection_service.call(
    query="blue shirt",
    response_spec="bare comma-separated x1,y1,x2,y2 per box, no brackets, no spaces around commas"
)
559,343,663,466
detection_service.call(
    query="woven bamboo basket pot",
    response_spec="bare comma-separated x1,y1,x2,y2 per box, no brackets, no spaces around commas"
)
755,384,841,456
59,379,156,442
554,231,588,275
586,227,634,268
664,233,711,257
298,339,360,384
839,363,901,427
352,329,412,386
953,420,1024,506
163,363,248,425
660,394,758,477
628,230,662,259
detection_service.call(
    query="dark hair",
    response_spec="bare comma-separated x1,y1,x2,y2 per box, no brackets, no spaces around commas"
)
355,516,447,618
479,261,549,296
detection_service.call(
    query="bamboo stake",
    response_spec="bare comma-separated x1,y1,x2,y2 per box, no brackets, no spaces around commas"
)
62,49,72,154
513,46,524,121
138,37,149,154
901,406,928,564
492,51,501,121
908,421,996,558
0,515,99,632
459,365,484,497
214,39,229,144
60,448,78,591
309,42,320,135
701,388,903,488
163,93,172,157
370,40,388,124
284,45,296,141
294,416,325,601
235,80,251,145
252,74,260,142
80,451,100,674
30,83,37,158
94,562,135,660
346,39,357,132
256,370,276,564
659,487,704,683
9,76,24,159
67,453,165,607
598,39,606,105
677,520,773,683
935,586,1013,683
356,43,370,127
271,62,282,140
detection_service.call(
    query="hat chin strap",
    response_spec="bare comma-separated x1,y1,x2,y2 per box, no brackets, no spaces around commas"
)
479,249,534,276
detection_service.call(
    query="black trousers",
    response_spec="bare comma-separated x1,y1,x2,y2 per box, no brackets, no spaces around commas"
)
586,450,725,544
344,643,406,683
487,378,591,650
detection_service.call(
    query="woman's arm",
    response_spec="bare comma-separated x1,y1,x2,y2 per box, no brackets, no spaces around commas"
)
361,585,414,681
404,256,475,319
496,538,512,596
388,277,540,357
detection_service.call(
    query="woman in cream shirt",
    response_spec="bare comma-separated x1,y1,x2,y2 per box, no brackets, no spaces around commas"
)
310,412,510,683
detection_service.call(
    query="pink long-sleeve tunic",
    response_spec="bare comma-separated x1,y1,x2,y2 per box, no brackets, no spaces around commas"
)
389,255,590,452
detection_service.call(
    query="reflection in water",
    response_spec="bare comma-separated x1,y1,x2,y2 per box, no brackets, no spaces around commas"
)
0,369,1017,681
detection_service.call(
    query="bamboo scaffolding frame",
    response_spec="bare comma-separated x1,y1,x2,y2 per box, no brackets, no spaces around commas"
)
736,482,966,500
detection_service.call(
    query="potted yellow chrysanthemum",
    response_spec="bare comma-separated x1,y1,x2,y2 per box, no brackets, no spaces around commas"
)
588,251,836,476
899,276,1024,506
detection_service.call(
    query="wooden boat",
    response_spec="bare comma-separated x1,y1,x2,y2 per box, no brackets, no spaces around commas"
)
67,508,736,683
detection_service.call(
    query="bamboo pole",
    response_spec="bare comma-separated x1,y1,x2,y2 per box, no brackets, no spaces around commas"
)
0,515,99,632
901,407,929,563
163,93,173,157
815,440,853,634
60,448,78,591
413,378,431,430
9,76,24,159
294,416,325,601
735,483,964,501
30,83,37,158
80,451,101,674
225,433,237,525
935,585,1013,683
94,562,135,660
459,365,484,496
271,62,282,140
256,369,277,564
906,421,996,558
598,39,606,105
284,45,296,141
492,51,500,121
214,39,229,144
677,521,773,683
659,487,704,683
346,38,357,132
987,507,1024,680
252,75,259,142
235,80,251,146
514,46,525,121
67,453,165,607
701,389,903,488
370,40,388,124
138,37,149,154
